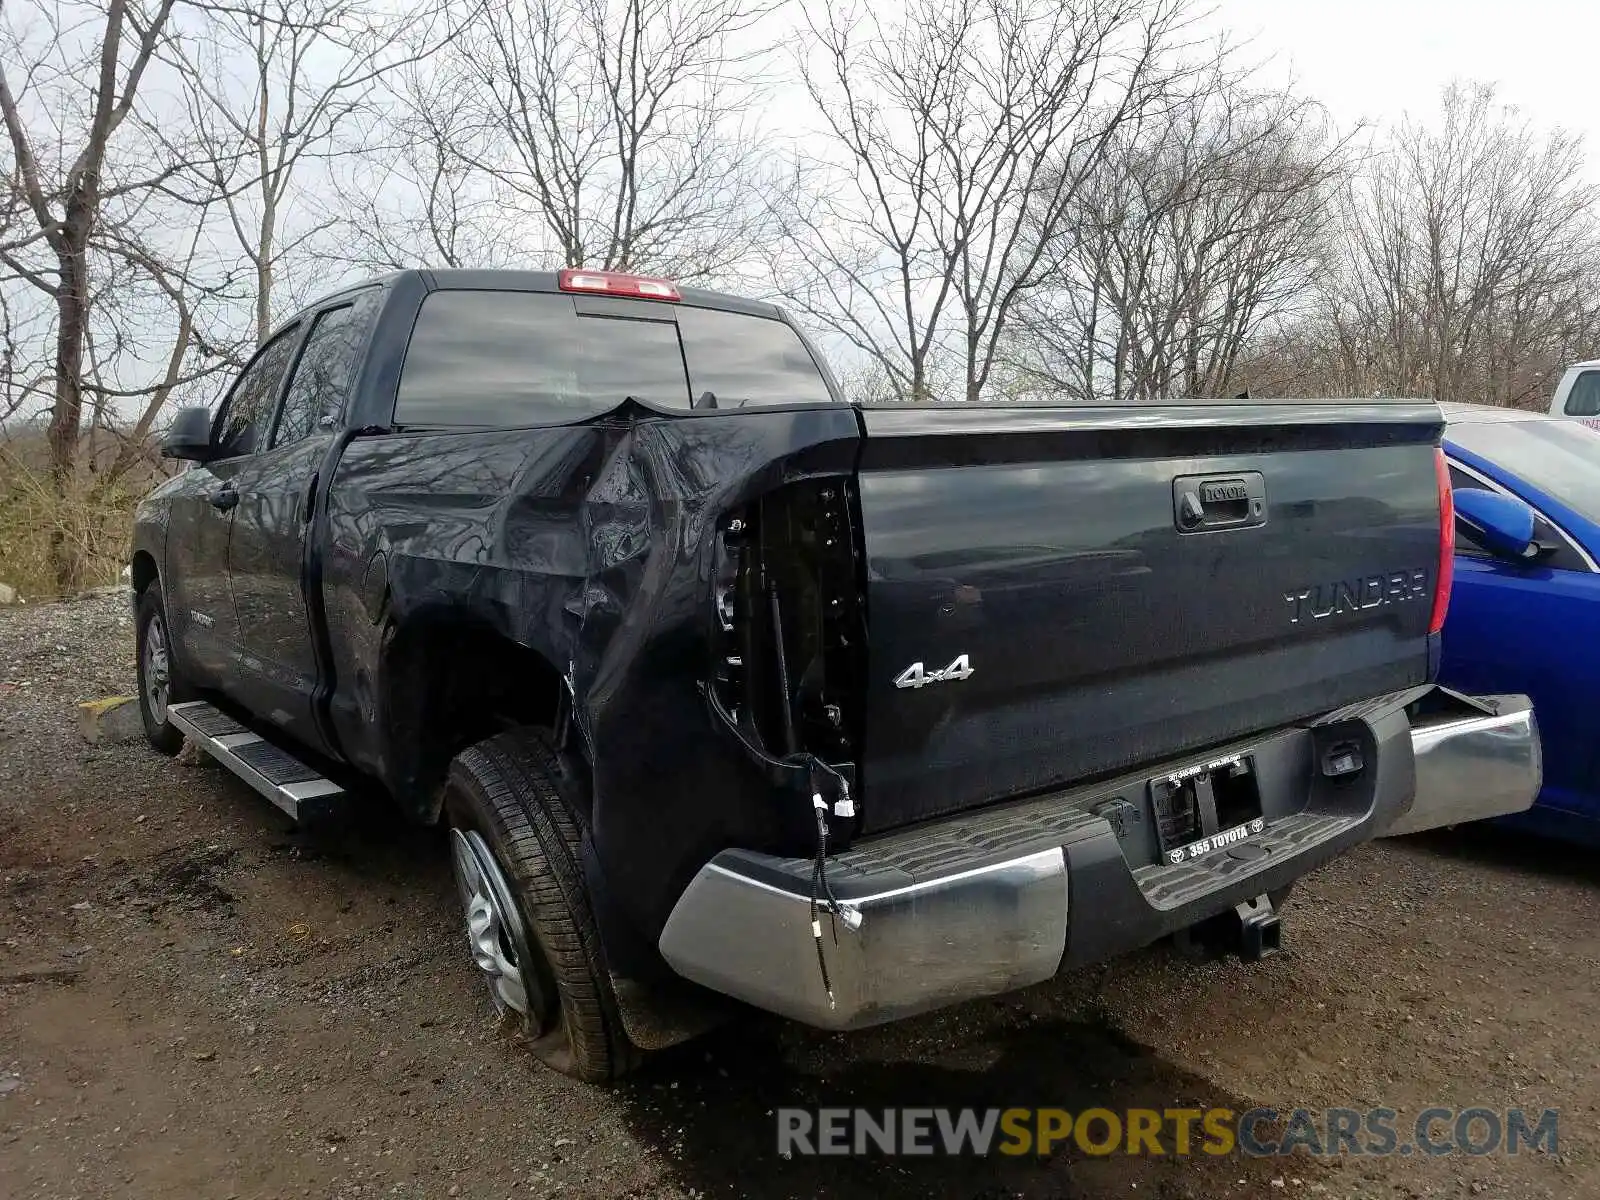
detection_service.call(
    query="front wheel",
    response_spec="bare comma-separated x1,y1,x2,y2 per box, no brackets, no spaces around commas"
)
135,588,191,755
443,728,637,1082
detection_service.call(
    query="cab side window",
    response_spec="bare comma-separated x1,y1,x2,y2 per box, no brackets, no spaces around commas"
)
215,328,301,458
272,291,381,448
1563,371,1600,417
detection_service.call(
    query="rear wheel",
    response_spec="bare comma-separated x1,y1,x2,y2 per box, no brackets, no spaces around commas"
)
443,728,636,1082
136,588,191,755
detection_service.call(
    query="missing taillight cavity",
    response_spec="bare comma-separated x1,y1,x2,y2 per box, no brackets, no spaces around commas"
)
1430,447,1455,635
710,517,752,727
709,480,864,769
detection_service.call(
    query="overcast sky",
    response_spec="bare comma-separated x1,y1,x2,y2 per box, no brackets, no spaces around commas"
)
1208,0,1600,171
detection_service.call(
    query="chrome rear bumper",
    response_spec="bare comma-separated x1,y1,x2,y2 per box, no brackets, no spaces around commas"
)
1380,691,1540,837
658,847,1069,1030
658,689,1540,1030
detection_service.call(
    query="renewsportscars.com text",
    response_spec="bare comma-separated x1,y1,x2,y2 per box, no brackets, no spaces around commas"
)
775,1107,1559,1159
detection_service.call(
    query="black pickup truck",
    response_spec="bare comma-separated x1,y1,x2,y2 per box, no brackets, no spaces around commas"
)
131,268,1540,1080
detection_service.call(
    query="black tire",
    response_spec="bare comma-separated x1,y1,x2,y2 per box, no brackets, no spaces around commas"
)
135,588,192,755
443,728,636,1082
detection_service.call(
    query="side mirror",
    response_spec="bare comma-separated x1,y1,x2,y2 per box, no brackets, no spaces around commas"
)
1454,488,1538,561
161,407,215,462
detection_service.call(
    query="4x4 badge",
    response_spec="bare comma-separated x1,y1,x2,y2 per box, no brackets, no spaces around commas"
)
893,654,974,690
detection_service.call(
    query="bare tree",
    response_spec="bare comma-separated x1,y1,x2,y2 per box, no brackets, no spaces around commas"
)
80,214,244,484
1298,83,1600,406
170,0,457,343
322,55,507,272
0,178,52,427
1008,74,1351,402
423,0,780,281
777,0,1193,403
0,0,196,586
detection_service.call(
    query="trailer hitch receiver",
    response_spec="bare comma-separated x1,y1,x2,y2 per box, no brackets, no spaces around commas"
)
1233,893,1281,961
1175,891,1281,963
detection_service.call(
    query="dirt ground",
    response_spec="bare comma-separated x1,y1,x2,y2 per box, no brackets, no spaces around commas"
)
1,593,1594,1200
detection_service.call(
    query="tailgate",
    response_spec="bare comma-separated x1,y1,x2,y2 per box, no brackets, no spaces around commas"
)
852,401,1445,832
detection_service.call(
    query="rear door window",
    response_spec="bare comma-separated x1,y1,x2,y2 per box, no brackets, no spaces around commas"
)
395,291,689,427
272,291,381,447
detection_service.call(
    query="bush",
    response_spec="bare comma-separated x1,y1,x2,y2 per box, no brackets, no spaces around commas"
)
0,440,154,600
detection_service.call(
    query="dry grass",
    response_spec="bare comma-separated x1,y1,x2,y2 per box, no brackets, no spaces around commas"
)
0,438,161,600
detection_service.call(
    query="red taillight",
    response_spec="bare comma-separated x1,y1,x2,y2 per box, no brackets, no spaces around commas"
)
1430,447,1454,635
557,267,680,301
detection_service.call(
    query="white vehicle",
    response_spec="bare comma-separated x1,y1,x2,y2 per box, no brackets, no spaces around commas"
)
1547,359,1600,422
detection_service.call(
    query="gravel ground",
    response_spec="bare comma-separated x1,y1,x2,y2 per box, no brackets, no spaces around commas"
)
1,592,1595,1199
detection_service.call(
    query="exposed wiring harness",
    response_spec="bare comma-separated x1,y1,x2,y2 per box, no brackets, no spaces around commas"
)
762,580,860,1010
804,760,858,1009
809,792,841,1007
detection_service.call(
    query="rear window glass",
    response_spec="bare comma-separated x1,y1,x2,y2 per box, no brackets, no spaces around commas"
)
395,290,832,427
1447,418,1600,525
395,292,688,426
676,304,833,408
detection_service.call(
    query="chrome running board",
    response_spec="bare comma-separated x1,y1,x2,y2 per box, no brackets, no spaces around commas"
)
167,701,347,823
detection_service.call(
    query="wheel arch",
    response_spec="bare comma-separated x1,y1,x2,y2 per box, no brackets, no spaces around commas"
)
130,548,160,598
397,616,728,1059
377,611,572,823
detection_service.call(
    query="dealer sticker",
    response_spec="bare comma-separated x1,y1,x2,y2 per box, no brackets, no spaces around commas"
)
1165,817,1266,865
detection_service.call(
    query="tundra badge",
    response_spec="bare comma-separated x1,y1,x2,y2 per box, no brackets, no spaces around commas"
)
1284,568,1429,624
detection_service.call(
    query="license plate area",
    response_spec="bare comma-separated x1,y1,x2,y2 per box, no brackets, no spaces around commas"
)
1148,754,1264,864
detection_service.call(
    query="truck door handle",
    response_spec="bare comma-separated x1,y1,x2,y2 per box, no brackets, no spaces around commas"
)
208,486,239,512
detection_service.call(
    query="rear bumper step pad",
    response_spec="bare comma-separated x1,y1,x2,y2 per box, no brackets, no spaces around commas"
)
167,701,346,823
